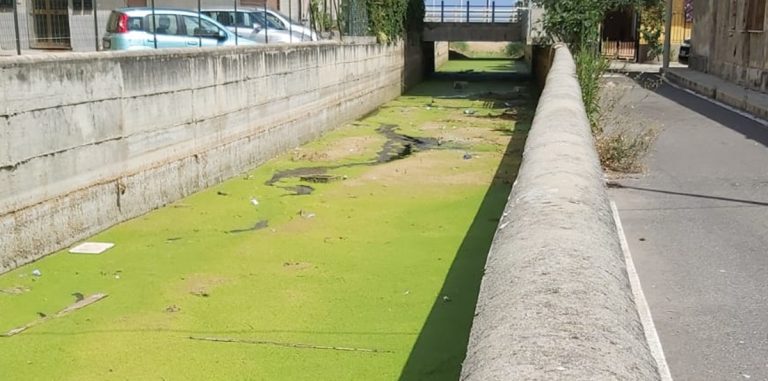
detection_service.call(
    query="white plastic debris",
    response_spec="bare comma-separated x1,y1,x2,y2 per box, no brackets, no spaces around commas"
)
69,242,115,255
250,198,259,206
31,269,41,277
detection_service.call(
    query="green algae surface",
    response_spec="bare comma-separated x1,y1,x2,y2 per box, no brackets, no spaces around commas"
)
0,79,533,381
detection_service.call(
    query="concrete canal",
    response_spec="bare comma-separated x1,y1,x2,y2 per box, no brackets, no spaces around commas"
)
0,59,535,380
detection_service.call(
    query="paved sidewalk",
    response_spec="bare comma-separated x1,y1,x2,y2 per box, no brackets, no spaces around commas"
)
665,67,768,121
608,61,686,73
605,74,768,380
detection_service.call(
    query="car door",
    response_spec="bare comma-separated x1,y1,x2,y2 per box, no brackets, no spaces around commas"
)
144,14,187,48
182,15,226,47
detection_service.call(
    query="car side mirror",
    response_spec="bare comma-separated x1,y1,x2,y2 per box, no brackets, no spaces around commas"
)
217,30,227,41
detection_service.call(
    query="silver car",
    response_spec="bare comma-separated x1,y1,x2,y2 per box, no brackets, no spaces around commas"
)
202,8,316,44
252,7,318,42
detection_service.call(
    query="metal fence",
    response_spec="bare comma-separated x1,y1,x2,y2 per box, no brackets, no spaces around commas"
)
424,1,526,23
0,0,333,56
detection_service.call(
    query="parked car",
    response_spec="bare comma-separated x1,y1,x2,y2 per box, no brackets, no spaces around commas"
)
102,8,258,51
251,7,318,42
201,9,301,44
678,38,691,63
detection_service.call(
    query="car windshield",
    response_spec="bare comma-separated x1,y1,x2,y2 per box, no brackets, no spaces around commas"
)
250,12,284,29
276,11,303,26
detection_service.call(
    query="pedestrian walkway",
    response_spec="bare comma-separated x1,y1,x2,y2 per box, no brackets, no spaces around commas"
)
606,74,768,380
665,66,768,121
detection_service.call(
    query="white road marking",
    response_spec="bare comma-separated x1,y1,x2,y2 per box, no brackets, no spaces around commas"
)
662,76,768,128
611,200,674,381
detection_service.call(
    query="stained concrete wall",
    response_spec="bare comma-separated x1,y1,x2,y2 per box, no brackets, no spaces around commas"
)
434,41,448,69
690,0,768,94
0,41,420,273
460,45,661,380
422,22,524,42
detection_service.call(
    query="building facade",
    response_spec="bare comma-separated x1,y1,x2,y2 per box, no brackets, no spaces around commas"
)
601,0,693,62
690,0,768,93
0,0,305,52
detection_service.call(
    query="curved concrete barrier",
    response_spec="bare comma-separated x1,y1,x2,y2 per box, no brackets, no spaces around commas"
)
460,45,661,380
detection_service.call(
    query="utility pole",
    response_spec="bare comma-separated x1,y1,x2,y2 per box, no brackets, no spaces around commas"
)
662,0,673,70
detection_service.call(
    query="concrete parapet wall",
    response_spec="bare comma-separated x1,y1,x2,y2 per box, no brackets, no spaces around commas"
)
0,42,417,273
422,22,523,42
460,45,661,380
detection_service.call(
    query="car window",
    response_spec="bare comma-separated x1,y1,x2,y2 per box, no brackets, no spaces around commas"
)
266,13,285,29
234,12,252,28
128,17,143,31
209,11,234,27
251,12,284,29
182,15,223,38
276,10,302,26
146,14,180,35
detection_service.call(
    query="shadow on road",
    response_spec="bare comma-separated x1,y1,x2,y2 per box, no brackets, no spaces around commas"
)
627,72,768,149
396,124,528,381
608,183,768,207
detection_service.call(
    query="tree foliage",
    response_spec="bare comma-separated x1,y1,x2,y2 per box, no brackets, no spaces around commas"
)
639,0,664,60
532,0,661,52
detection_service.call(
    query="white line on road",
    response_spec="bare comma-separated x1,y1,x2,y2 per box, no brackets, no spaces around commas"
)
662,76,768,128
611,200,674,381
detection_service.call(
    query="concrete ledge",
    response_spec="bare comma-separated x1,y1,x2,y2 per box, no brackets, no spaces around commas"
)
460,45,661,380
665,67,768,121
422,22,523,42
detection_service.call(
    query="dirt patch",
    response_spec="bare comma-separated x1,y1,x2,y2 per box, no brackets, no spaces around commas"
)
0,286,30,295
292,136,382,163
282,262,314,272
346,150,494,187
184,275,229,298
420,122,510,146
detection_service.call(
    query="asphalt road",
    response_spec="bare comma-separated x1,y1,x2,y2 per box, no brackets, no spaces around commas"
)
606,74,768,381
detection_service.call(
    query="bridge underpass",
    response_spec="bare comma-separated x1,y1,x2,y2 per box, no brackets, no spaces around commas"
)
421,2,527,42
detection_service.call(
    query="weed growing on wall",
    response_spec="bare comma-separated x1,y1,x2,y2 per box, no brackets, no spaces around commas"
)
365,0,424,42
575,48,609,135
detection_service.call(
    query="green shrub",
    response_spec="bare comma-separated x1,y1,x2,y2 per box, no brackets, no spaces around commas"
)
575,48,609,135
504,42,524,58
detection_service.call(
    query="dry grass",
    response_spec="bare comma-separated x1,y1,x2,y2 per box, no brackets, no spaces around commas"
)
596,128,658,173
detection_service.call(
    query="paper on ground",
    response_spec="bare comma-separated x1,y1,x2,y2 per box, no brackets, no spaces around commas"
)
69,242,115,254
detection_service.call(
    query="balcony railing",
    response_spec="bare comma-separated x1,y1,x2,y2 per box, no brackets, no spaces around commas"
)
424,2,527,23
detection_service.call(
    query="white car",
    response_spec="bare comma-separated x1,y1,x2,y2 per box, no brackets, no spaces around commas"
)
251,7,318,42
202,9,294,44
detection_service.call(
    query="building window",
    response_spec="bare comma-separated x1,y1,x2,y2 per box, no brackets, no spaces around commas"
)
746,0,766,31
73,0,93,12
0,0,13,12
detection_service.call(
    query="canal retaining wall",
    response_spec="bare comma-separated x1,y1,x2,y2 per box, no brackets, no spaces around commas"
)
0,41,422,273
460,45,662,380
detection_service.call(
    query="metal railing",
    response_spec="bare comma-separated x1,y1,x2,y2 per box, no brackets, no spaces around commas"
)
0,0,330,56
424,2,527,23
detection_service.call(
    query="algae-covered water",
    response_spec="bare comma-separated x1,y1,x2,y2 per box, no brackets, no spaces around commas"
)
0,76,533,380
